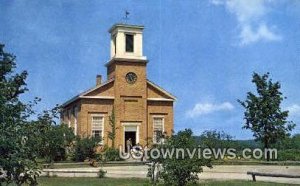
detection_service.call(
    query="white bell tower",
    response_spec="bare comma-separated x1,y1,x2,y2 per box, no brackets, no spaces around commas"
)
109,24,147,61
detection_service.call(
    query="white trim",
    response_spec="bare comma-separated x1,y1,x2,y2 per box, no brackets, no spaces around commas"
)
152,115,165,118
152,115,165,132
105,57,148,67
80,96,115,100
91,113,105,117
67,110,71,128
91,114,105,144
61,79,115,107
147,98,174,102
121,122,141,126
108,24,144,33
137,125,139,144
152,116,165,144
74,107,78,135
80,78,114,96
147,80,176,100
122,122,141,149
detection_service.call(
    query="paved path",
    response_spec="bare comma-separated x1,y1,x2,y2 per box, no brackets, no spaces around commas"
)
200,165,300,184
43,165,300,185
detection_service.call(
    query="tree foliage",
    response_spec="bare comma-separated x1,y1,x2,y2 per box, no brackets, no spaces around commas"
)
102,147,122,161
27,106,75,163
0,44,40,185
238,72,295,160
199,130,233,149
148,129,212,186
107,107,116,148
73,137,101,162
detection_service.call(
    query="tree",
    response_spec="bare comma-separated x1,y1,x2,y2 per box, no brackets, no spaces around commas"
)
27,106,75,163
238,72,295,161
148,129,212,186
0,44,40,185
107,107,116,148
199,130,233,149
274,133,300,151
73,137,101,162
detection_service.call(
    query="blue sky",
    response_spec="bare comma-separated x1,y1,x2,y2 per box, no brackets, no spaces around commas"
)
1,0,300,139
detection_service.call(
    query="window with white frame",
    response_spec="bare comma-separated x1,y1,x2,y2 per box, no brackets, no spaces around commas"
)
153,117,164,144
91,115,104,142
74,107,78,135
68,110,71,128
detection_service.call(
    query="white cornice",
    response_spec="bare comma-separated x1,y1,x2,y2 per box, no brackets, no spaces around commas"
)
147,80,176,101
80,96,114,100
61,79,115,107
147,98,174,102
105,57,148,67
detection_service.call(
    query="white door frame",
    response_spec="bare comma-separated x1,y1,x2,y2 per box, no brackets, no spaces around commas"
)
122,122,141,149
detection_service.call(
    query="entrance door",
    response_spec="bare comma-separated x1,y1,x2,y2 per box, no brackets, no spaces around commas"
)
123,123,140,152
125,131,136,152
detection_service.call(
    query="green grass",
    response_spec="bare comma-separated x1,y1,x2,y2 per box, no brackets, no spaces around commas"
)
199,180,296,186
38,177,149,186
37,177,295,186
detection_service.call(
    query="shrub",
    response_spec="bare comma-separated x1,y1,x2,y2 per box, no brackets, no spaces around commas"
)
53,147,67,162
73,137,101,162
103,147,122,161
277,149,300,161
148,129,212,186
98,169,107,178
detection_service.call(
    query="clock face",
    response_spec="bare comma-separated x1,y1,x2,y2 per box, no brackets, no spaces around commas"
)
125,72,137,84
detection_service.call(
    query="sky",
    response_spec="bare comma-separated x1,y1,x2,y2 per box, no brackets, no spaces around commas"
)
1,0,300,139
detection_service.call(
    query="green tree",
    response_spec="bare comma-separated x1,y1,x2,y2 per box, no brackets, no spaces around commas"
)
107,107,116,148
0,44,40,185
238,72,295,161
274,134,300,161
199,130,233,149
148,129,212,186
27,106,75,163
73,137,101,162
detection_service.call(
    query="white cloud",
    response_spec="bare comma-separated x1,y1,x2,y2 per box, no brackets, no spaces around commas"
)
225,0,267,23
286,104,300,117
240,23,282,45
210,0,282,46
186,102,234,118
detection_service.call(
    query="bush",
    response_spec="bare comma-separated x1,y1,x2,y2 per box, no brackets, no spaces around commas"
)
27,107,76,163
277,149,300,161
98,169,107,178
103,147,122,161
53,147,67,162
148,129,212,186
73,137,101,162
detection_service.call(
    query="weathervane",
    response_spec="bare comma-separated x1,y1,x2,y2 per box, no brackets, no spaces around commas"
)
124,10,130,23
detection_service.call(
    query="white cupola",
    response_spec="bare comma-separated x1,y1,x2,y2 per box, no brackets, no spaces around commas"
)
109,24,147,60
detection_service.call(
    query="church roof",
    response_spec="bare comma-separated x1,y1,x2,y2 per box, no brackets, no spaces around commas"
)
147,79,176,100
61,78,176,108
61,78,115,107
108,23,144,33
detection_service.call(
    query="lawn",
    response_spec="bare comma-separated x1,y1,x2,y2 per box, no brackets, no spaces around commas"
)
37,177,295,186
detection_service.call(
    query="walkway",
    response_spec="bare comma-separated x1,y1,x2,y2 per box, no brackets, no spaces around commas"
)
42,165,300,184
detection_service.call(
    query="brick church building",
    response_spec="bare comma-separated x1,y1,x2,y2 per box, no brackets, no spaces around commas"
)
61,23,175,148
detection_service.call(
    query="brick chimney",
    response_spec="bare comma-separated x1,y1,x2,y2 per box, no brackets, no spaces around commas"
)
96,75,102,86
